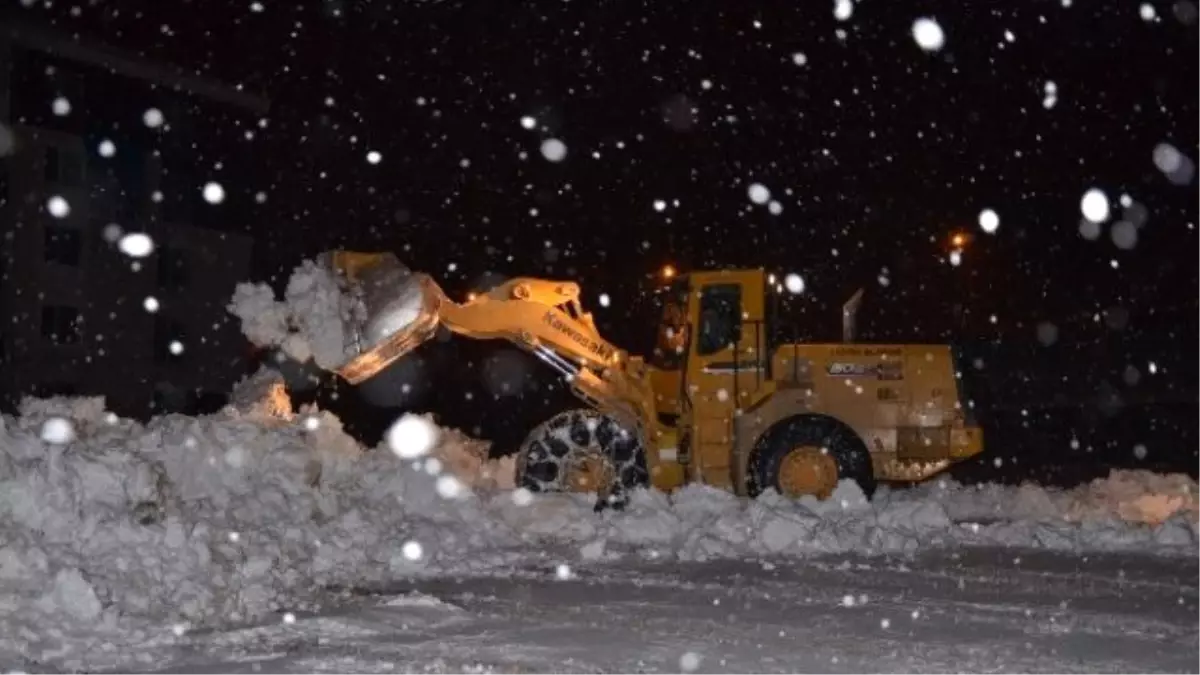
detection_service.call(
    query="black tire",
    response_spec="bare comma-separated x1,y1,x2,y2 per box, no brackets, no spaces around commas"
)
516,409,648,509
748,414,877,499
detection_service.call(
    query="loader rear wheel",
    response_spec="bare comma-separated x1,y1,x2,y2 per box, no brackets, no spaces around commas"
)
749,415,876,500
516,409,648,508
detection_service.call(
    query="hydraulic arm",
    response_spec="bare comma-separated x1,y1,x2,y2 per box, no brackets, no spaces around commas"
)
326,251,662,446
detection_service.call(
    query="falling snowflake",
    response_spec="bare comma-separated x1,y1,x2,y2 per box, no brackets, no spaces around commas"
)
1080,188,1110,223
98,139,117,157
401,540,424,561
40,418,75,444
784,273,805,294
386,414,439,459
912,18,946,51
833,0,854,21
978,208,1000,234
540,138,568,162
46,195,70,218
202,182,226,204
1110,221,1138,250
118,233,155,258
143,108,165,128
747,182,771,205
436,475,465,499
1042,81,1059,109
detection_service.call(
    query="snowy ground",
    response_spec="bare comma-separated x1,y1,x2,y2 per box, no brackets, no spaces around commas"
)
1,381,1197,672
111,549,1200,673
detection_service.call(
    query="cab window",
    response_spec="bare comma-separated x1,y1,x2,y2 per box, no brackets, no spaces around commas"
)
697,283,741,356
651,280,690,369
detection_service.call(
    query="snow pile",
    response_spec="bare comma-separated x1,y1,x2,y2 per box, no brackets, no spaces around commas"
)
227,259,351,370
923,471,1199,527
1063,471,1198,525
493,477,1198,564
0,392,525,666
1,391,1196,666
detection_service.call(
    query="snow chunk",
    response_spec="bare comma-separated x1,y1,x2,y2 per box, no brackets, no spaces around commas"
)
227,259,351,370
36,569,102,621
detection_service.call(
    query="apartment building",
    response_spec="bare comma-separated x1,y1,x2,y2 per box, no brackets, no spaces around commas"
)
0,17,269,415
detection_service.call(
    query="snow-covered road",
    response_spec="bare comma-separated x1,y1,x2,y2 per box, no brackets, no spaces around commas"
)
127,547,1197,674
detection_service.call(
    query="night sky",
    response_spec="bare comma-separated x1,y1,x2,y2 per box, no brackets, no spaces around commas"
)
14,1,1199,476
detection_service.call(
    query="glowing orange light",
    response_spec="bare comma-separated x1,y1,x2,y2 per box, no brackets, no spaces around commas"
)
951,233,967,248
466,292,478,302
661,264,677,279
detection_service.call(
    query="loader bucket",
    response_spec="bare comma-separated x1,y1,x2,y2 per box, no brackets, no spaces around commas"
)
323,251,443,385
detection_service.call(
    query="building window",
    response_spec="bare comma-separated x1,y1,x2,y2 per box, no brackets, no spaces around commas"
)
44,224,81,266
157,246,189,289
44,146,85,186
41,305,82,345
153,315,187,363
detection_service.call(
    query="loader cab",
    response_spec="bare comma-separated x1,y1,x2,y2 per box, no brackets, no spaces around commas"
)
650,269,769,366
678,268,769,379
649,269,768,488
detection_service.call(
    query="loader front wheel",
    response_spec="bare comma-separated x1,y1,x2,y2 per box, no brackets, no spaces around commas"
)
749,414,876,500
516,409,648,508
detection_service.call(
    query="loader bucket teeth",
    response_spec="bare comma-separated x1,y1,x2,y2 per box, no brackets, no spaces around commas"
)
324,251,442,384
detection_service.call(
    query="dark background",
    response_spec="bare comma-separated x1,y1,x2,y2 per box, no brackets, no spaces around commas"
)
6,0,1198,484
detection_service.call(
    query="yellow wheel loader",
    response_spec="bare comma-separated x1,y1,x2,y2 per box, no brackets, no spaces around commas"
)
322,251,983,505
